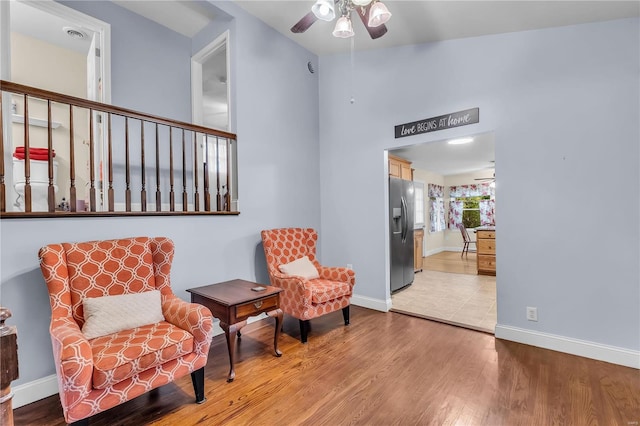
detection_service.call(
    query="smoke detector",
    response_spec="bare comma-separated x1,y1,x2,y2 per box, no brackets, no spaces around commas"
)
63,26,87,40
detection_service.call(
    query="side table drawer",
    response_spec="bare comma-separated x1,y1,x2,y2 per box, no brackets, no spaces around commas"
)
477,255,496,276
236,295,279,318
477,238,496,254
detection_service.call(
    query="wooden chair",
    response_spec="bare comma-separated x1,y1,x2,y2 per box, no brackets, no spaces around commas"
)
261,228,355,343
458,224,476,257
38,237,213,425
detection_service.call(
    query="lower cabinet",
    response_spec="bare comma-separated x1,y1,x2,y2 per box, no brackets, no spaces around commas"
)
414,228,424,272
476,230,496,276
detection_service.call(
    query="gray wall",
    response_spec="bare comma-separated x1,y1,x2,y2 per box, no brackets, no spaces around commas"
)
318,18,639,350
1,1,320,387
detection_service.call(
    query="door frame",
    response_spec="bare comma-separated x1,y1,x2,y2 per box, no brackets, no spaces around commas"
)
191,30,230,129
1,0,112,104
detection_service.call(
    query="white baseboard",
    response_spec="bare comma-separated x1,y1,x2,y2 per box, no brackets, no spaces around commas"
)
13,374,59,409
351,294,390,312
495,324,640,369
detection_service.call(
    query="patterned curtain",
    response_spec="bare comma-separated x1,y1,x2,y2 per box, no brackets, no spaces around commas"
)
429,198,445,232
448,200,464,230
428,184,445,232
449,183,494,198
479,199,496,225
427,184,444,198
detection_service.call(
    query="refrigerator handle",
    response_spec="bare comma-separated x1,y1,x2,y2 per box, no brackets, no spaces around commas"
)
401,196,407,242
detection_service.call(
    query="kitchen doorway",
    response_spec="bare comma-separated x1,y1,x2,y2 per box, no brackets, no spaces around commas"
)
388,131,497,334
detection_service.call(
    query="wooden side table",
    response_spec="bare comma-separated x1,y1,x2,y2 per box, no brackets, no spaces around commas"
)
187,279,283,382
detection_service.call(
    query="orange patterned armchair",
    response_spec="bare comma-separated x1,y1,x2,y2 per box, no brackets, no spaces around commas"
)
38,237,213,425
261,228,355,343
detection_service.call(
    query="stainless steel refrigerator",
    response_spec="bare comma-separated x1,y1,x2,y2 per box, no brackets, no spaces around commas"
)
389,176,415,293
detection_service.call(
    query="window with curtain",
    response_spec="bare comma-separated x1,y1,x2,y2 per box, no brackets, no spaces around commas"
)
428,184,445,232
448,184,495,229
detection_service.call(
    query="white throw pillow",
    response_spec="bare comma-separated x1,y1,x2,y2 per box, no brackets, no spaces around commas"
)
82,290,165,339
278,256,319,280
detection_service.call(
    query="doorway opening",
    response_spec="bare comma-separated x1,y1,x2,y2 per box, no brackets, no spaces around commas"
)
2,0,111,211
388,131,497,334
191,31,237,211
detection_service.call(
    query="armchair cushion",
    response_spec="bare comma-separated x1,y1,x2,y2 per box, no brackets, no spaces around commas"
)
90,321,193,389
278,256,319,279
308,279,352,304
81,290,164,339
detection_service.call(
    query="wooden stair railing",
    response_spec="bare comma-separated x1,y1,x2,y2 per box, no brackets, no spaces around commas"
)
0,80,238,218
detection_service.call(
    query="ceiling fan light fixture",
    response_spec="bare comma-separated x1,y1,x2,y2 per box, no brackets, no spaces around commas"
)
333,15,354,38
368,1,392,27
352,0,373,6
447,137,474,145
312,0,336,21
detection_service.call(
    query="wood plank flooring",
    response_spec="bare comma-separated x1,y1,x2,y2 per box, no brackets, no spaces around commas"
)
14,307,640,425
423,251,478,276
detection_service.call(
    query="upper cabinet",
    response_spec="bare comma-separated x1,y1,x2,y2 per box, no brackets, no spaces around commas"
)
389,154,413,181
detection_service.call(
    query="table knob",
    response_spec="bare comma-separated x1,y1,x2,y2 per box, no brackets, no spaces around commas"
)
254,301,263,309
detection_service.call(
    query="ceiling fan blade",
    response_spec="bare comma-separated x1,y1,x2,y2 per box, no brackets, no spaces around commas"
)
474,178,494,181
353,4,388,39
291,11,318,33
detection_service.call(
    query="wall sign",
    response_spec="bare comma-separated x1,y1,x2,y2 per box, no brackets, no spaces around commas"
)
394,107,479,139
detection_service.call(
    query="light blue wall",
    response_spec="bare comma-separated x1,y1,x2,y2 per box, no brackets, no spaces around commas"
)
1,1,320,387
318,18,639,350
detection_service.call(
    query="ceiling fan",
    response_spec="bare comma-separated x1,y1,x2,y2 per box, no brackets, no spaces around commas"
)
475,172,495,184
291,0,391,39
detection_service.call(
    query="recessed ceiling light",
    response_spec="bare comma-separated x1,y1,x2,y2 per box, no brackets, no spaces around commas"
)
447,137,474,145
63,26,87,40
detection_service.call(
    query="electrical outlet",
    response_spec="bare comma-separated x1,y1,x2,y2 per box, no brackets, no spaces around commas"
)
346,264,353,270
526,306,538,322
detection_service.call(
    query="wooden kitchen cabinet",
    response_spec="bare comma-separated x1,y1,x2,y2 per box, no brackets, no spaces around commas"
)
476,229,496,276
389,154,413,181
414,228,424,272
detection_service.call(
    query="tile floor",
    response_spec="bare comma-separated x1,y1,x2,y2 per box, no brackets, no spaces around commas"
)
391,268,497,334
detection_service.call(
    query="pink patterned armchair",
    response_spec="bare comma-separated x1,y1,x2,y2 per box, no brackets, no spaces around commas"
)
261,228,355,343
38,237,213,425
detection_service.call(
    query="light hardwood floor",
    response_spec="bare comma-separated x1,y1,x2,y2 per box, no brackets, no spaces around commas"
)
14,307,640,425
392,251,496,333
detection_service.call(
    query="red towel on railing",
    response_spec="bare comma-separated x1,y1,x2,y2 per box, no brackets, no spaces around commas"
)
13,147,56,161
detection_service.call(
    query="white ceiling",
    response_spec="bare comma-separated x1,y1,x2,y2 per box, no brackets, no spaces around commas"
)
235,1,640,55
10,1,93,54
392,131,495,177
112,0,219,38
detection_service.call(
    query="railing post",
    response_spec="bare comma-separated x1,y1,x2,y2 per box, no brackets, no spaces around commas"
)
22,94,31,212
169,126,175,212
0,307,19,426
